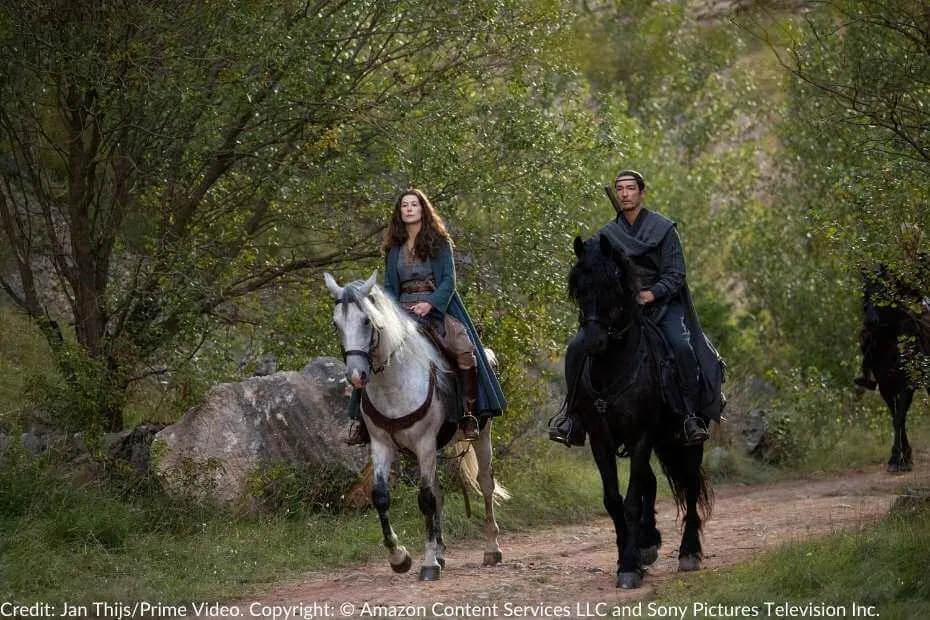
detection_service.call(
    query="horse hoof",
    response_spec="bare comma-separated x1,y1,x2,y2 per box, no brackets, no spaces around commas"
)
391,552,412,574
679,554,701,572
483,551,503,566
617,571,642,589
418,565,442,581
639,546,659,566
886,461,913,473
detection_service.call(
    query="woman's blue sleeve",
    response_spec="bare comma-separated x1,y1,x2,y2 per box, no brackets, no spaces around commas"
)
427,241,456,314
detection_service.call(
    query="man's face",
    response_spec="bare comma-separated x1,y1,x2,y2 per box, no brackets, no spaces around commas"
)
614,178,644,211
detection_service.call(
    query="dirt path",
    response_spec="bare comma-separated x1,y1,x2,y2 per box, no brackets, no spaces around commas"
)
234,457,927,620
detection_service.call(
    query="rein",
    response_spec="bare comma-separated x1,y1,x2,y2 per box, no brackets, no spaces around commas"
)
582,313,634,340
580,327,647,413
337,294,441,433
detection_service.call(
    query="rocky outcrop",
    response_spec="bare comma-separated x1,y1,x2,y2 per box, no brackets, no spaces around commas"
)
153,357,367,508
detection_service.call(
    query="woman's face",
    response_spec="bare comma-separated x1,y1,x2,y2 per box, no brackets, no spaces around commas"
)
400,193,423,225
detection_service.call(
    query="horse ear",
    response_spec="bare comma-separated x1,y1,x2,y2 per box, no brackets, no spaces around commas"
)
573,236,585,259
323,272,343,299
599,234,612,256
359,270,378,297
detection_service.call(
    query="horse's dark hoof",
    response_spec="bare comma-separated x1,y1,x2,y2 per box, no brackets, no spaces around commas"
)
483,551,503,566
639,546,659,566
617,571,643,589
391,552,412,574
887,461,913,473
679,554,701,572
418,565,442,581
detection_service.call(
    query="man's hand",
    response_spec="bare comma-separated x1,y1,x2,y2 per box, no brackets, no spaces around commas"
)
637,290,656,305
411,301,433,317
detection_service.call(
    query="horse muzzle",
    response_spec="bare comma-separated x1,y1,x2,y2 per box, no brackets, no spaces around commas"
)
348,368,369,389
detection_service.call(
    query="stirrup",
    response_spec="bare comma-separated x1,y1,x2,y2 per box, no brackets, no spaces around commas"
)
681,415,709,446
548,413,585,447
459,414,480,441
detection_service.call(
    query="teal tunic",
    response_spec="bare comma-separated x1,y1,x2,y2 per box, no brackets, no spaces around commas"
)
384,241,507,417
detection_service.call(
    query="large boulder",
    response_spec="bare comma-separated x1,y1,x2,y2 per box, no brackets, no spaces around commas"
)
153,357,367,508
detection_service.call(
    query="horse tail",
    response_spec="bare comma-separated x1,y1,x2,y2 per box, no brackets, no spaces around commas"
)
457,440,511,503
654,442,713,525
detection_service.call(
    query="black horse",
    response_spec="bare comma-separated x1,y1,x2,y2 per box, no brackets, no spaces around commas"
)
566,234,712,589
859,265,930,473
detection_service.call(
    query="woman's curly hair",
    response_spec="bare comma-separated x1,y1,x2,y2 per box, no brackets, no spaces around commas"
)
382,188,454,260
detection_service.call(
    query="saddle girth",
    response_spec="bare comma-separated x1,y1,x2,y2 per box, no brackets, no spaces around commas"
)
361,365,437,433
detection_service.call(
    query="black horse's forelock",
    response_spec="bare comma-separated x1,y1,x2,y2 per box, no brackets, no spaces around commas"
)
568,237,638,312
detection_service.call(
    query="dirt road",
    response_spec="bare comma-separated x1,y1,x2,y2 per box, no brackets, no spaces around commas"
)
236,457,927,620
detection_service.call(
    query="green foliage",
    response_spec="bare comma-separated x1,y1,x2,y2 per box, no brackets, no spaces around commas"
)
0,0,592,433
728,0,930,385
2,0,929,603
0,435,608,601
0,302,57,426
657,503,930,619
246,460,355,516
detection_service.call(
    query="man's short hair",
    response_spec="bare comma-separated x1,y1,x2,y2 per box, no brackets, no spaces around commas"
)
615,169,645,191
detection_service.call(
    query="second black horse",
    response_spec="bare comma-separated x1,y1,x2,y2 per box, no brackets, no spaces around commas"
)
857,264,930,472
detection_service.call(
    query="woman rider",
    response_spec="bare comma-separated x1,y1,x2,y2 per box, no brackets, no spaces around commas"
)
343,188,507,444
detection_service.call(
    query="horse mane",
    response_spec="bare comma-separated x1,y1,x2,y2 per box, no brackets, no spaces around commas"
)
359,284,449,371
568,235,639,314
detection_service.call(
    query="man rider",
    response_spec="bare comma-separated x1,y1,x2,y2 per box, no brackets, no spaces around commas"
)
550,169,721,446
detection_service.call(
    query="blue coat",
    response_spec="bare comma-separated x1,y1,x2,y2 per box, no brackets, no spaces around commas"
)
384,241,507,417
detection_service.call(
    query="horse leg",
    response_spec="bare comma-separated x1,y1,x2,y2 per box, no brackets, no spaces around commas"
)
589,438,627,587
678,443,705,572
370,441,411,573
886,388,914,473
637,459,660,567
618,439,651,589
413,439,443,581
471,420,503,566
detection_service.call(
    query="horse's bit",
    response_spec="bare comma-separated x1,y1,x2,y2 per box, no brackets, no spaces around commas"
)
582,312,633,340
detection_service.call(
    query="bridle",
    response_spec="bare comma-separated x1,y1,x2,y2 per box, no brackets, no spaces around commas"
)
336,298,397,375
581,310,634,341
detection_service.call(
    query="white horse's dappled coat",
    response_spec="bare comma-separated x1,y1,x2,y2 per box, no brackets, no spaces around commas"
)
325,271,508,580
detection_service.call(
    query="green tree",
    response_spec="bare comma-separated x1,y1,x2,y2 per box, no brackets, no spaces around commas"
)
732,0,930,380
0,0,581,430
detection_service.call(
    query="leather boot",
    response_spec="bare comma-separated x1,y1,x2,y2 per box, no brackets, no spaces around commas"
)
549,410,585,447
682,413,709,445
342,419,369,445
459,365,480,441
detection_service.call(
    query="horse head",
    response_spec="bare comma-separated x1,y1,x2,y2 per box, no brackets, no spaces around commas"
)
568,234,638,356
324,270,378,388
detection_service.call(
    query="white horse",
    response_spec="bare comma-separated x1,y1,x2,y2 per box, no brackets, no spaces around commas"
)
324,271,509,580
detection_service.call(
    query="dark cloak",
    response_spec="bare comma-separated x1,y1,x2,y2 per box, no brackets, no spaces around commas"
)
598,212,725,421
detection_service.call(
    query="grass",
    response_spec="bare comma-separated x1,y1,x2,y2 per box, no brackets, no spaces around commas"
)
0,301,57,426
0,438,613,602
4,303,930,605
6,405,929,603
653,503,930,620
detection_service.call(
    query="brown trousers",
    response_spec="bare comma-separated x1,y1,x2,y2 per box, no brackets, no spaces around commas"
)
403,304,476,369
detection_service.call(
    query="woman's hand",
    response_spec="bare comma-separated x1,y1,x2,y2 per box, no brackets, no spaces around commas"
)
411,302,433,317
